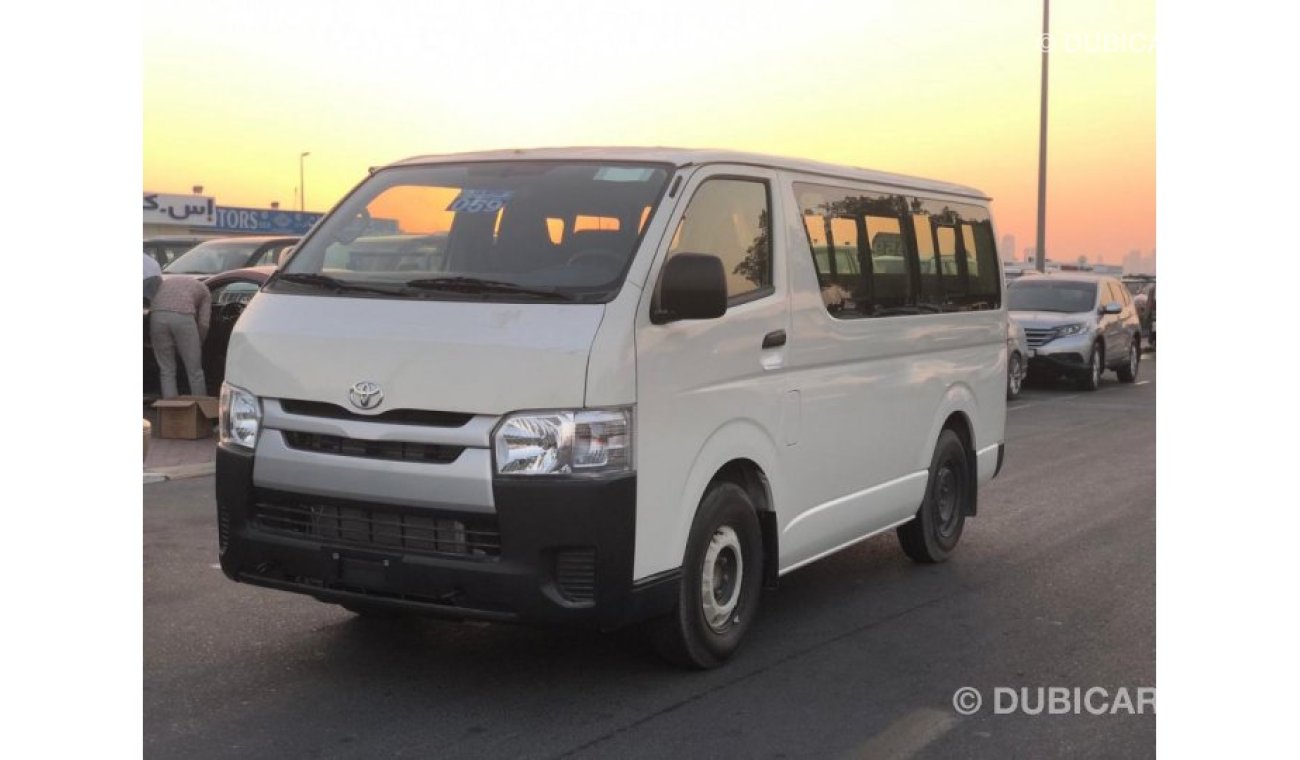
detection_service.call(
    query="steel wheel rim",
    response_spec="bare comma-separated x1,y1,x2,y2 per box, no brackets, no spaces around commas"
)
1130,344,1138,375
935,461,963,538
1009,355,1023,395
701,525,743,633
1092,349,1101,385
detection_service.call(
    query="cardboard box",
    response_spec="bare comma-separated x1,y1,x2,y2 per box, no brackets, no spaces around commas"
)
152,396,220,440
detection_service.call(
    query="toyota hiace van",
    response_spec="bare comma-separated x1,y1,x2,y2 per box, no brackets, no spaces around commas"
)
215,148,1007,667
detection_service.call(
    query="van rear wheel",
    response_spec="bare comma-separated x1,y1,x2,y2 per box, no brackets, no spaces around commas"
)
897,429,969,563
650,482,763,669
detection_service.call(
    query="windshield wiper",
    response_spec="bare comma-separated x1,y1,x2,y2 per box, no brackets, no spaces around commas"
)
403,276,574,301
274,272,406,296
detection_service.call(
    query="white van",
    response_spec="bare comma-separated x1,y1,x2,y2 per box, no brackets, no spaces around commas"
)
216,148,1007,668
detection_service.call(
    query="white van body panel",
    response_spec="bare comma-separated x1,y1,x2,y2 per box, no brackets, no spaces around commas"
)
631,164,791,580
770,172,1006,572
225,293,604,415
582,280,643,409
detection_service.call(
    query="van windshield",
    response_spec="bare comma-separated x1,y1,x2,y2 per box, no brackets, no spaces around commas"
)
271,161,673,303
1007,280,1098,313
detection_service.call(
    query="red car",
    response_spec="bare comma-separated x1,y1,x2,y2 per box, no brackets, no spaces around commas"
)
144,266,276,397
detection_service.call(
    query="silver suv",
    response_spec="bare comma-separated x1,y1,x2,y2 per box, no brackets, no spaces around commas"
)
1007,273,1142,391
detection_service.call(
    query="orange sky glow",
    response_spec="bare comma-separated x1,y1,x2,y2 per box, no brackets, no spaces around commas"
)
144,0,1154,265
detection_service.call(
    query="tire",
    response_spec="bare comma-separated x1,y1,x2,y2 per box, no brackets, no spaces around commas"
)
1006,352,1024,399
897,429,970,563
1076,343,1103,391
1117,338,1140,383
650,482,764,669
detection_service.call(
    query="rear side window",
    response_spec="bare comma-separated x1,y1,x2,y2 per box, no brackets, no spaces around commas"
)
797,183,1000,316
911,199,1001,312
668,178,772,302
795,183,913,317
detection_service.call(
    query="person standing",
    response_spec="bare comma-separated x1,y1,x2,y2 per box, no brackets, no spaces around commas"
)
143,253,162,304
150,276,211,397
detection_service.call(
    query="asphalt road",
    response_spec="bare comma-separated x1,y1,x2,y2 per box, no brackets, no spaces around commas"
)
144,355,1156,759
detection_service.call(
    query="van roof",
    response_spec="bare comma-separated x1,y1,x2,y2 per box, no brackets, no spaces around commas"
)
388,147,990,202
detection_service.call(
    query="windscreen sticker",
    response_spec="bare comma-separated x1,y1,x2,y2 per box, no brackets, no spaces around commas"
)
447,189,513,213
594,167,657,182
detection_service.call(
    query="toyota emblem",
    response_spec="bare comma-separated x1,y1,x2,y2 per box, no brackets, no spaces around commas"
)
348,381,384,410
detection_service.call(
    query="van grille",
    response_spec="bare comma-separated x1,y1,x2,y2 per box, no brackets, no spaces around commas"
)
281,430,464,464
217,501,230,556
279,399,473,427
554,548,597,604
251,491,500,559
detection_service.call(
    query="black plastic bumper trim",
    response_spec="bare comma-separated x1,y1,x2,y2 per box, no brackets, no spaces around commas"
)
216,445,677,630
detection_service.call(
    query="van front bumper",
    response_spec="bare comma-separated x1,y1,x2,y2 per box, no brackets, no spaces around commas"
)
215,445,678,630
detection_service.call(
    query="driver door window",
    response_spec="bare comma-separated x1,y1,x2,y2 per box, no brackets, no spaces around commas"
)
667,178,772,303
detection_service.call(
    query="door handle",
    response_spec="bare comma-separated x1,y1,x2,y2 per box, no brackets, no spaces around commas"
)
762,329,787,349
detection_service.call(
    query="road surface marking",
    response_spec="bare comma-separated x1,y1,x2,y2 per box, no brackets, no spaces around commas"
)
849,708,960,760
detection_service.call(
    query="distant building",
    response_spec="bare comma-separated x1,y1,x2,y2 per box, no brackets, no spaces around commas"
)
1122,248,1157,276
1000,234,1017,261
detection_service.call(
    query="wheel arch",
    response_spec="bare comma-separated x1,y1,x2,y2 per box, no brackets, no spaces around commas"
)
919,384,980,517
711,458,779,589
670,421,782,589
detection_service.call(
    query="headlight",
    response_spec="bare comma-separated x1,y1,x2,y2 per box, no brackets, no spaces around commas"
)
219,383,262,450
494,408,632,476
1052,323,1088,339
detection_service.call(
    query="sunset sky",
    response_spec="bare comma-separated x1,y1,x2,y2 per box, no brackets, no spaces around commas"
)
143,0,1154,265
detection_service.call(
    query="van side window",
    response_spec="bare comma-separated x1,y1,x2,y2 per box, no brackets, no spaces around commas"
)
914,212,943,307
909,199,1001,311
795,183,914,317
668,178,771,302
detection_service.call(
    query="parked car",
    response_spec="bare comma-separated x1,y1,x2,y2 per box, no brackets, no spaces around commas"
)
144,235,219,268
1006,319,1029,399
1008,273,1142,391
215,147,1009,668
1135,283,1156,350
1121,274,1155,297
162,236,298,279
144,266,274,396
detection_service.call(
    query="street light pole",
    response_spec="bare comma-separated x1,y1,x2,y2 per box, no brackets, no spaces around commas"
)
1034,0,1050,273
299,151,311,212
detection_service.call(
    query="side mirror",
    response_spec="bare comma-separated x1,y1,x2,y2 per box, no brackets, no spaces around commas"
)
1101,301,1123,315
653,253,728,324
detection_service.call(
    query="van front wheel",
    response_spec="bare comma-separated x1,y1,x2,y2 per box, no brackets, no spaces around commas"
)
897,429,970,563
650,482,764,669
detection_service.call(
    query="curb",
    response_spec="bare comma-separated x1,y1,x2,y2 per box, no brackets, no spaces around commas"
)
143,462,216,484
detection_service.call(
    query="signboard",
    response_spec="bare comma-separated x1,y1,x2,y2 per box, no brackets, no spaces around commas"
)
213,206,324,235
144,192,216,227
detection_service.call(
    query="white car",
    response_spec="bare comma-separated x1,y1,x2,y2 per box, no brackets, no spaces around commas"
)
215,148,1008,668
